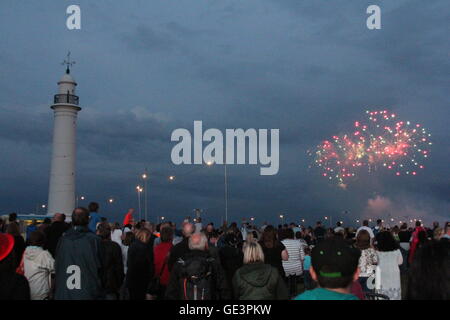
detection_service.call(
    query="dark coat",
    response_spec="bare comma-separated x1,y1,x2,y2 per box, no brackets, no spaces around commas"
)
54,226,104,300
168,237,190,272
165,249,231,300
99,239,124,294
12,235,25,269
44,221,69,258
0,272,30,300
219,245,243,296
126,239,154,300
232,263,288,300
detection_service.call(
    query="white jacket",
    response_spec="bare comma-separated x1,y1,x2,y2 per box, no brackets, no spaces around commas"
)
23,246,55,300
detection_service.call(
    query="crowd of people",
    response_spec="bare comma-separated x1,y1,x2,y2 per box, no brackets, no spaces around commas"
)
0,204,449,300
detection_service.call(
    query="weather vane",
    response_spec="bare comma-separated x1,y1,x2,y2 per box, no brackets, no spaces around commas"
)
62,51,76,74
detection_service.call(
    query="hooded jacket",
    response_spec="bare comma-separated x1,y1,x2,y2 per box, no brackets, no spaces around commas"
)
23,246,55,300
54,226,104,300
232,263,288,300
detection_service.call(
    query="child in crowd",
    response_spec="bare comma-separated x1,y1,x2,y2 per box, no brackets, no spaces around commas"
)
303,246,313,290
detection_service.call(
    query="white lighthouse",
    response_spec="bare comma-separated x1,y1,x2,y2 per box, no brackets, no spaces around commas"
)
47,53,81,215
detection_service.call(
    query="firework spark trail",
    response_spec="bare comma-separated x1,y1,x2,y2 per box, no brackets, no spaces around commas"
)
310,110,432,185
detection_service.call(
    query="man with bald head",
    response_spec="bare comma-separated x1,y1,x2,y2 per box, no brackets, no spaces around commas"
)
44,213,69,258
165,232,230,300
168,222,195,271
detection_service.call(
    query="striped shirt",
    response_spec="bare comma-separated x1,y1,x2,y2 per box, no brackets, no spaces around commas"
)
282,239,305,276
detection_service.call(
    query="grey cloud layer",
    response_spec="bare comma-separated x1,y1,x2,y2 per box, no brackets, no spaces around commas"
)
0,0,448,223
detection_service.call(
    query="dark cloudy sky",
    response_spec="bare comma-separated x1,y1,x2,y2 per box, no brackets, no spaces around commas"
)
0,0,448,226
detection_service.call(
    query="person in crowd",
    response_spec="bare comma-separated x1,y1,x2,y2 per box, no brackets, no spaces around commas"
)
244,231,256,247
26,220,38,242
373,219,383,236
54,207,104,300
6,222,25,269
219,232,244,297
229,222,244,244
119,231,134,275
205,223,215,240
111,222,123,245
38,218,52,234
44,213,69,258
97,222,124,300
0,218,5,233
152,222,167,247
346,227,356,243
356,220,375,240
426,221,439,240
118,231,134,300
172,222,183,245
168,222,195,272
88,202,102,233
334,221,344,234
290,222,301,236
0,233,30,300
126,228,154,300
433,227,444,241
354,230,378,292
391,225,400,242
165,233,230,300
194,217,203,234
295,231,308,248
442,222,450,240
408,221,427,265
232,241,288,300
313,221,326,243
375,231,403,300
281,228,305,297
259,226,288,278
398,223,411,272
303,227,314,246
302,246,314,290
241,221,250,240
293,238,361,300
23,231,55,300
122,208,135,227
207,231,221,264
406,240,449,300
149,226,174,299
8,213,19,226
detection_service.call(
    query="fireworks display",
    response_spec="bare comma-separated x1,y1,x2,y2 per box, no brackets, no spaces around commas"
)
311,110,432,185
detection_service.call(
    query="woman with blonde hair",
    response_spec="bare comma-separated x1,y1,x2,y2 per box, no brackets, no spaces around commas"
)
125,228,154,300
232,242,288,300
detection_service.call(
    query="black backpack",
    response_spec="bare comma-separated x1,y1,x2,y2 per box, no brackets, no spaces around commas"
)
179,255,214,300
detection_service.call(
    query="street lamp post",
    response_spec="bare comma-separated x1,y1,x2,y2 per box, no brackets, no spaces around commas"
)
142,170,148,222
206,160,228,223
224,163,228,224
75,195,85,208
136,186,143,221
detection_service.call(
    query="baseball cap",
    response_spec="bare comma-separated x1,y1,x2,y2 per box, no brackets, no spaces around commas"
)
311,238,360,278
0,233,15,262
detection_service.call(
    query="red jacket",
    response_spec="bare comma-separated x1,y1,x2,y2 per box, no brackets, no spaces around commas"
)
409,226,426,264
153,242,173,286
123,211,133,226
